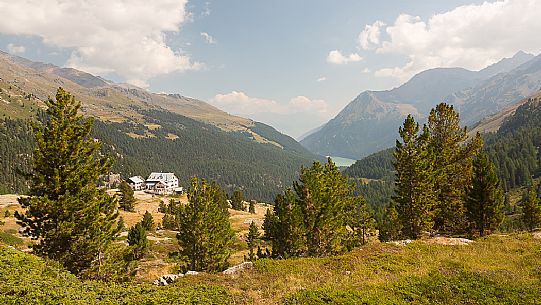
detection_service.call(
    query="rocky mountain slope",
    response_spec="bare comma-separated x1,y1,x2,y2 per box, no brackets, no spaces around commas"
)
301,51,537,159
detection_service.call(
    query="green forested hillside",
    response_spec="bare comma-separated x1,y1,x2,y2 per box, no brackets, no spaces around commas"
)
343,148,394,180
0,109,318,201
0,118,34,194
345,96,541,212
485,97,541,190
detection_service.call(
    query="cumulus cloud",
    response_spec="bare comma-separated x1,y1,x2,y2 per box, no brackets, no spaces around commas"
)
364,0,541,82
0,0,201,87
7,43,25,54
317,76,327,82
210,91,279,115
210,91,328,115
200,32,216,44
289,96,328,113
327,50,362,64
359,20,385,50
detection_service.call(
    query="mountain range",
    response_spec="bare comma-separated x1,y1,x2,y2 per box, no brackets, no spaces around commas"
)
0,50,319,201
301,51,541,159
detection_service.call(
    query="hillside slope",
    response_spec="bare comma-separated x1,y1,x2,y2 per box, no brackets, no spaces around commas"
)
1,234,540,304
0,52,319,201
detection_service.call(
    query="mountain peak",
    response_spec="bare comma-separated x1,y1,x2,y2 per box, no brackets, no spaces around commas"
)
478,51,535,78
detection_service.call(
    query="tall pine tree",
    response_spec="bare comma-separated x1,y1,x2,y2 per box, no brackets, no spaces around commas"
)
245,221,260,262
427,103,482,233
176,177,235,272
465,151,504,236
15,88,119,275
393,115,436,239
266,159,359,257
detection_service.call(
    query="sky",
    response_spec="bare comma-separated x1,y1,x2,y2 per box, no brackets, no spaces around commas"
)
1,0,540,138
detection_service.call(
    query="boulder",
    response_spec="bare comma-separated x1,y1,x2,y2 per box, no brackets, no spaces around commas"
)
153,274,183,286
223,262,253,275
185,270,199,276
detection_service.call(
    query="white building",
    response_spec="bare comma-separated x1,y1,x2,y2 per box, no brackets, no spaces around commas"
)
127,176,145,191
145,172,179,195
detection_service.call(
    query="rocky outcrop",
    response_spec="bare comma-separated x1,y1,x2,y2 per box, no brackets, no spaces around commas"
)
222,262,253,275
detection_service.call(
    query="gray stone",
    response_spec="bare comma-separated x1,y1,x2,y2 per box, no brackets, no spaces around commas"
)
223,262,253,275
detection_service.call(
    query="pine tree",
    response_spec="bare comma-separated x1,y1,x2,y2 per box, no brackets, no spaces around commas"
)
393,115,436,239
262,208,276,240
427,103,482,233
378,203,402,242
118,181,135,212
465,151,504,236
127,222,149,260
15,88,119,275
346,195,375,246
269,189,306,258
245,221,260,262
249,200,256,214
141,211,154,231
522,189,541,231
294,159,354,256
231,190,245,211
267,159,356,258
117,216,126,232
176,177,235,272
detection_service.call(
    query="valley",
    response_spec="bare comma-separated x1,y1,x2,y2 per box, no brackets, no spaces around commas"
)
1,2,541,302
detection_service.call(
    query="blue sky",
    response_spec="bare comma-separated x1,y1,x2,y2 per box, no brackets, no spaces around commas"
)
1,0,540,138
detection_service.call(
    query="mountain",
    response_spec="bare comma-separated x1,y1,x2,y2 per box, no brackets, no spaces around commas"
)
301,52,536,159
447,54,541,126
0,51,319,201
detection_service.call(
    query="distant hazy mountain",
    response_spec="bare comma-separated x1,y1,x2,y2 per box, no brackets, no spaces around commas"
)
447,53,541,125
301,51,536,159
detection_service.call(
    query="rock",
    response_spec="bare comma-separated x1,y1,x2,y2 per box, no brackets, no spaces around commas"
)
343,270,351,275
389,239,413,246
428,237,473,245
533,232,541,239
153,274,183,286
222,262,253,275
185,270,199,276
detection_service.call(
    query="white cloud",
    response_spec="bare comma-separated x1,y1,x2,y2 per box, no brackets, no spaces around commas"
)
202,2,211,16
364,0,541,82
359,20,385,50
0,0,201,87
210,92,332,138
210,91,279,115
200,32,216,44
317,76,327,82
7,43,25,54
289,96,328,113
361,68,371,74
210,91,328,115
326,50,362,64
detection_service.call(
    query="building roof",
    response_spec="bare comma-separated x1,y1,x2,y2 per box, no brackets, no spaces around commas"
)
146,172,177,182
128,176,144,184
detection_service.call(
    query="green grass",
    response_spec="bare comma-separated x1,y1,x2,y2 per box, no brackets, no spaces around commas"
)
0,230,23,246
0,247,233,304
1,233,540,304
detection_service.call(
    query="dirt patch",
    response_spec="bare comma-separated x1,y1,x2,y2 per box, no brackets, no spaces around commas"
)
424,237,474,246
0,194,22,208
